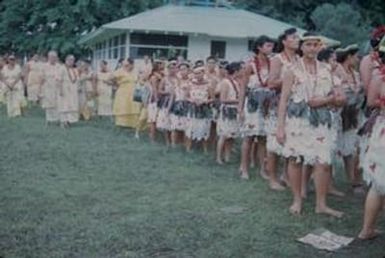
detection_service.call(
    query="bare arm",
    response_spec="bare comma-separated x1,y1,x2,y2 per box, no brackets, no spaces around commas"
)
367,76,382,108
237,78,247,113
277,69,294,130
307,95,334,108
276,69,294,145
267,56,283,90
359,56,373,94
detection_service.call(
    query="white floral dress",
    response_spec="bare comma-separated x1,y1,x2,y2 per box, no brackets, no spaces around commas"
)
185,81,211,141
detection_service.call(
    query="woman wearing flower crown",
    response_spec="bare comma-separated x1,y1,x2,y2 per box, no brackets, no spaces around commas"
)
276,33,344,217
185,65,213,153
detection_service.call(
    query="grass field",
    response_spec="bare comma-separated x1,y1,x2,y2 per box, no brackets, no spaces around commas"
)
0,106,384,258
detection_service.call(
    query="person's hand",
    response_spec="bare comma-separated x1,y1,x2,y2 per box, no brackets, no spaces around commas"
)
276,126,286,146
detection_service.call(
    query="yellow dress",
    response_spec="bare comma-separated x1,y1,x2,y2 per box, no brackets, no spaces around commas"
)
27,61,42,102
78,72,95,121
1,65,26,117
96,71,113,116
112,69,140,127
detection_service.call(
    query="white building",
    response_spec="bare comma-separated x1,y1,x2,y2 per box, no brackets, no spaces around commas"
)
80,0,338,67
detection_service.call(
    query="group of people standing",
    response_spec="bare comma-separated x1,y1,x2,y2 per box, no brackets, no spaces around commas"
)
1,26,385,240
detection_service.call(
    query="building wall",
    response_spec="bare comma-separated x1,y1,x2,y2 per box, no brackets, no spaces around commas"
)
188,35,249,62
187,35,211,61
91,33,251,70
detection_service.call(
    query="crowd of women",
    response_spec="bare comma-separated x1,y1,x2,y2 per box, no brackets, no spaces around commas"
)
1,26,385,240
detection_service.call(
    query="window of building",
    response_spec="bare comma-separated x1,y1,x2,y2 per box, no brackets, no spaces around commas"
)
210,40,226,59
94,34,126,61
129,32,188,59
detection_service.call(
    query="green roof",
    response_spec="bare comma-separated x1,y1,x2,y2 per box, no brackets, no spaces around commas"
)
80,4,339,46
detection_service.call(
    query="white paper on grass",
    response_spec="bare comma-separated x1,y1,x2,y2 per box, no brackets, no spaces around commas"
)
297,229,354,252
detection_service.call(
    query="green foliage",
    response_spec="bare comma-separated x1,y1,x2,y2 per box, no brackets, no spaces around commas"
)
310,3,370,46
0,0,163,57
0,0,385,56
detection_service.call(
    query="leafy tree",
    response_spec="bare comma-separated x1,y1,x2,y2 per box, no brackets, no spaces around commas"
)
310,3,370,46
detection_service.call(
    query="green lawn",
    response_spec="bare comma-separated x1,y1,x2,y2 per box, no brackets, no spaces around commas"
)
0,106,384,258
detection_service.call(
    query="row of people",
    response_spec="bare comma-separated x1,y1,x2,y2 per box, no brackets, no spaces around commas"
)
1,27,384,239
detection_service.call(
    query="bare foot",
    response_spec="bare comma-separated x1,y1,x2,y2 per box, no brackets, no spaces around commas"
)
328,187,345,197
289,202,302,216
315,206,344,218
259,169,270,180
240,171,249,180
270,181,285,191
216,159,224,165
358,229,381,240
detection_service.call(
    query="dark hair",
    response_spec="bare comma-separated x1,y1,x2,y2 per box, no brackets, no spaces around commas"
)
370,38,381,49
206,56,216,62
168,57,177,62
101,60,108,65
226,62,241,75
150,62,163,77
195,60,204,67
127,57,134,65
219,60,229,69
254,35,274,54
275,28,297,53
317,48,335,62
336,48,359,63
178,63,190,69
379,51,385,64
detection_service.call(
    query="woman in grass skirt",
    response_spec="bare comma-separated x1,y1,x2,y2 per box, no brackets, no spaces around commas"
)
170,62,190,147
358,42,385,239
156,60,179,146
216,62,241,164
277,34,344,217
266,28,300,188
335,45,364,190
239,35,276,181
185,65,213,153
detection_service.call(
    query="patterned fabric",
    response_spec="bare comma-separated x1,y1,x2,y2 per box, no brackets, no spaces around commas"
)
217,79,239,138
1,65,26,117
362,113,385,194
185,82,211,140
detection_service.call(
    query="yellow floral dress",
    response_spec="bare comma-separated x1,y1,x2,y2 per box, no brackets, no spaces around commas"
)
27,61,42,102
96,71,113,116
112,69,140,127
1,65,26,117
